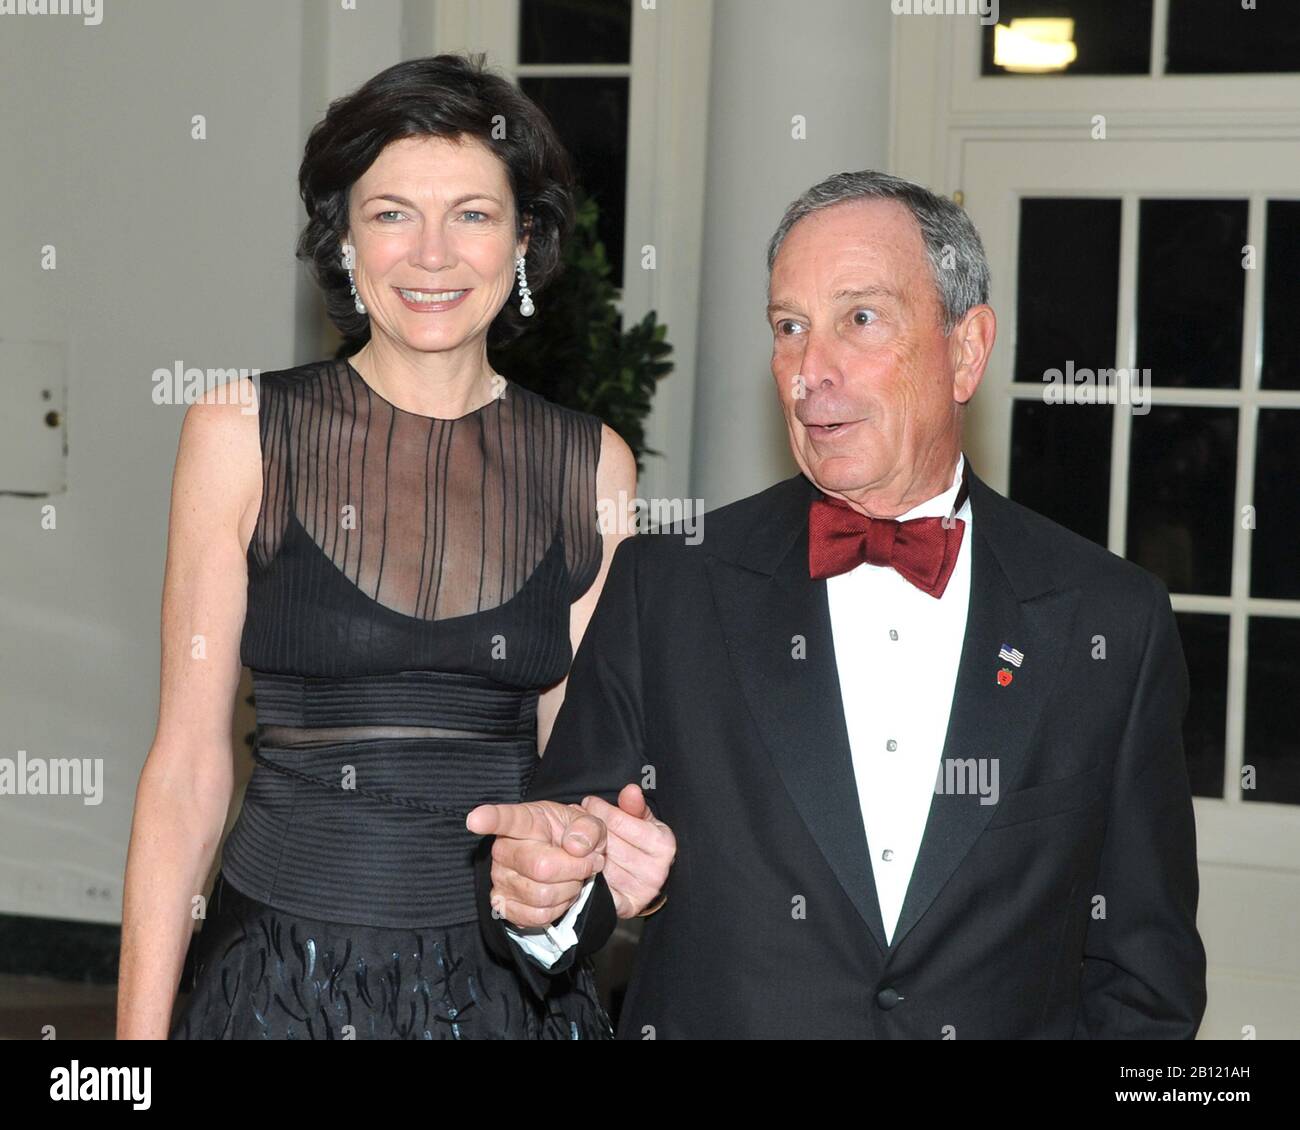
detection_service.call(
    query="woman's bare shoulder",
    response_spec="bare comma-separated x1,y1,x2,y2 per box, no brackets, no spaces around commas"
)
596,423,636,500
175,377,264,550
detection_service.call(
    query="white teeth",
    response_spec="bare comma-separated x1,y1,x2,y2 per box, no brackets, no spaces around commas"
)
398,288,467,303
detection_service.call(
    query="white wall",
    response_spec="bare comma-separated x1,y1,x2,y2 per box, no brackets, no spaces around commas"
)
689,0,894,510
0,0,310,922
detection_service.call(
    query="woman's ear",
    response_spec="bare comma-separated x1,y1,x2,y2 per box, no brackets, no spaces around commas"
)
517,213,532,259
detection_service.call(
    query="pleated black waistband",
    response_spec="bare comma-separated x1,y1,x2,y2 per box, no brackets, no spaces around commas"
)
250,669,539,735
222,734,538,928
222,669,542,928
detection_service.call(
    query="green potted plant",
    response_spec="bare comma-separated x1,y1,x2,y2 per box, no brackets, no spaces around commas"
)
489,189,674,472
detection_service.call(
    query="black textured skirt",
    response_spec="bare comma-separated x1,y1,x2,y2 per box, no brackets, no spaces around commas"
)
169,870,613,1040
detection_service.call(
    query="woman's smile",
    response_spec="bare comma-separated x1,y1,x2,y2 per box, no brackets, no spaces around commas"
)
393,285,472,311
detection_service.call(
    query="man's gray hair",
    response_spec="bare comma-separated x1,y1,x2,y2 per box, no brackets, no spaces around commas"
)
766,170,991,334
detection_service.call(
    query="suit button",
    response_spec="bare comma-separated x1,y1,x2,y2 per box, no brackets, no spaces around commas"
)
876,987,902,1010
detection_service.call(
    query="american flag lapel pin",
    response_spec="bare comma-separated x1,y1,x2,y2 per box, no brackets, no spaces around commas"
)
997,643,1023,687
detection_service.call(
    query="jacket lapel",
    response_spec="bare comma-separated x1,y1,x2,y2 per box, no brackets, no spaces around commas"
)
705,460,1079,959
887,468,1079,953
706,473,889,954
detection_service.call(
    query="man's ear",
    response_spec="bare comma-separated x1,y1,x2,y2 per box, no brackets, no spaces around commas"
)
951,303,996,405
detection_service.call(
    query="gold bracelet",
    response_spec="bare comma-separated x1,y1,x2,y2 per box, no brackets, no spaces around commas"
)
636,893,668,918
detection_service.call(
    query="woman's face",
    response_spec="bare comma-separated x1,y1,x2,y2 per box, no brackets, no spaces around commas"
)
344,134,526,356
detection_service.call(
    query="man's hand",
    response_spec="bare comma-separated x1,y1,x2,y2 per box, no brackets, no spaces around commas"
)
466,800,606,929
581,783,676,918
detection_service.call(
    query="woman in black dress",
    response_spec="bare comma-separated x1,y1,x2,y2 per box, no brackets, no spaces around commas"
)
117,54,637,1039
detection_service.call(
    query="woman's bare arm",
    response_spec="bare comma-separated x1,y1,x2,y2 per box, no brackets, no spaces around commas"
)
536,423,637,755
116,380,261,1039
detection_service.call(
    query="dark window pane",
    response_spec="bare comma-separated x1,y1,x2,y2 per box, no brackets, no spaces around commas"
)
1009,399,1112,547
1251,409,1300,600
1245,618,1300,805
1167,0,1300,74
1136,199,1247,389
520,0,631,64
981,0,1153,75
1127,406,1237,595
1016,198,1121,386
520,77,628,280
1262,200,1300,390
1175,612,1228,799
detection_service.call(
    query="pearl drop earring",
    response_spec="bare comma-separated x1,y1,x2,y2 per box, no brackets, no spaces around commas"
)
515,255,535,317
341,243,367,315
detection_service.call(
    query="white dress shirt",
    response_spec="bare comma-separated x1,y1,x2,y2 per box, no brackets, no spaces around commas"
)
509,453,971,964
825,452,971,944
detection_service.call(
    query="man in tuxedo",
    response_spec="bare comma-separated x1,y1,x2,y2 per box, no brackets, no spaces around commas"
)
467,170,1207,1039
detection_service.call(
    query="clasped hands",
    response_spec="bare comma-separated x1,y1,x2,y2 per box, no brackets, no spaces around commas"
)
466,783,676,928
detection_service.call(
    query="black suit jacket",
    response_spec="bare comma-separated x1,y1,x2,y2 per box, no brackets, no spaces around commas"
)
477,461,1207,1039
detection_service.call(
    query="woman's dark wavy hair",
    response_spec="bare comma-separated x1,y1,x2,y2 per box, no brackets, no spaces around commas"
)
297,53,576,348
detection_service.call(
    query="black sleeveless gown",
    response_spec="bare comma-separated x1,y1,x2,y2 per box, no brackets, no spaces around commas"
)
169,357,615,1040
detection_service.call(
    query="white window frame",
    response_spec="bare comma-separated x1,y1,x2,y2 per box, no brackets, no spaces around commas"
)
432,0,714,503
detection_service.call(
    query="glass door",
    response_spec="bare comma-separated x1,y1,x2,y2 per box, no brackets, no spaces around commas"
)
960,135,1300,1036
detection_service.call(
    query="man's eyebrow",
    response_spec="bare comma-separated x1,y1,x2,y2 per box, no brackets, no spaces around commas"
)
831,285,900,302
766,285,901,317
360,192,505,209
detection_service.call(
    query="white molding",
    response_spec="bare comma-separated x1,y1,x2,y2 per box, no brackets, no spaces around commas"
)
1150,0,1169,79
1004,385,1300,409
1108,195,1139,561
515,63,631,77
948,14,1300,117
946,112,1300,135
892,15,1300,194
1162,597,1300,620
622,0,713,504
888,11,950,189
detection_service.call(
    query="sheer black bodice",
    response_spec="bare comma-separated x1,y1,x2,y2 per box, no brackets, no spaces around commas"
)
240,357,603,682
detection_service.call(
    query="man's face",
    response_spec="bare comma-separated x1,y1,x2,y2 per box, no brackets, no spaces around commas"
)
766,198,990,514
